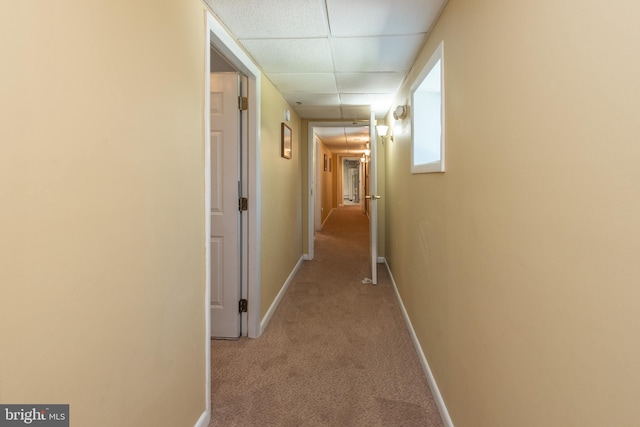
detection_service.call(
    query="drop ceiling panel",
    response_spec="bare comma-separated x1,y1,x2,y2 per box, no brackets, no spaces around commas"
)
340,93,393,106
294,106,342,119
332,35,426,72
326,0,445,37
206,1,444,120
283,93,340,107
269,73,337,94
341,106,372,120
315,128,346,139
337,73,404,93
315,126,371,153
241,38,334,73
206,0,329,38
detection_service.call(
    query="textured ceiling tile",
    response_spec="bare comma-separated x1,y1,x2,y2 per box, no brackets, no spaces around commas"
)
341,106,372,120
340,93,393,106
293,106,342,119
206,0,329,38
269,73,337,94
336,73,404,93
315,126,371,151
207,0,444,122
332,35,425,72
326,0,445,37
340,93,394,118
241,38,334,73
283,93,340,107
315,128,346,139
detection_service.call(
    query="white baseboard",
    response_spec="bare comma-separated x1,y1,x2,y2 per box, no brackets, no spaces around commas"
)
303,254,312,261
260,256,304,335
321,208,335,228
377,256,385,264
194,410,210,427
383,260,454,427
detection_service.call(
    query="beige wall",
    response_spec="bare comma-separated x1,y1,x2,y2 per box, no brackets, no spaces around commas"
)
385,0,640,426
259,75,303,317
319,141,335,224
0,1,207,426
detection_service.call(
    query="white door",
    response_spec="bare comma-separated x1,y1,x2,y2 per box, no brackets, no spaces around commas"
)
367,110,380,284
210,72,242,338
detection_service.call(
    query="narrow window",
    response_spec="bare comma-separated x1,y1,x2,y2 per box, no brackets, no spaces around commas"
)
411,41,444,173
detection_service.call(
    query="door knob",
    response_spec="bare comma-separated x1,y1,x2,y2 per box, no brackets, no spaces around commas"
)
365,195,381,200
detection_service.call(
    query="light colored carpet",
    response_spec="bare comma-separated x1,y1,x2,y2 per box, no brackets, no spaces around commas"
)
210,206,444,426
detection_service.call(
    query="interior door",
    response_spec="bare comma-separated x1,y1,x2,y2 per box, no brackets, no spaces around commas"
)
210,72,242,338
368,110,380,284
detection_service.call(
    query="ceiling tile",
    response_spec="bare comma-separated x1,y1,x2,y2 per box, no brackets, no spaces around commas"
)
269,73,337,94
206,0,329,38
332,35,426,72
241,38,334,73
293,106,342,119
341,106,372,120
206,0,444,121
314,126,371,153
336,73,404,93
315,128,347,139
326,0,446,37
340,93,395,118
283,93,340,107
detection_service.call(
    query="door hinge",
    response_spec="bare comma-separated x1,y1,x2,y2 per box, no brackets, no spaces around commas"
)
239,299,248,313
239,197,248,211
239,96,248,111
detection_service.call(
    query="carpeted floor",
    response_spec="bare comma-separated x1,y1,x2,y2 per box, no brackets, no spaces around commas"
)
210,206,444,426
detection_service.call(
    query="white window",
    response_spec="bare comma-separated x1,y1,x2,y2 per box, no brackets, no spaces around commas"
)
411,41,444,173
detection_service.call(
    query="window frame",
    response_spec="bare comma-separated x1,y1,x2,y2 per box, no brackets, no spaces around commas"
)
410,41,445,174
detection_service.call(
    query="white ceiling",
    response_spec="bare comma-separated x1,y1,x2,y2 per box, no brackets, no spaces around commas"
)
205,0,447,121
314,125,370,155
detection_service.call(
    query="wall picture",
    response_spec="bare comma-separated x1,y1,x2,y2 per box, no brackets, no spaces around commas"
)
281,123,292,159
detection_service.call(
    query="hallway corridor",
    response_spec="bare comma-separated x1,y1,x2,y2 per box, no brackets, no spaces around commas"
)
210,206,444,426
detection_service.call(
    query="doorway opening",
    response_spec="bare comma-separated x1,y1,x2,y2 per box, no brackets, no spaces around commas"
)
341,158,363,207
205,11,263,423
306,122,370,260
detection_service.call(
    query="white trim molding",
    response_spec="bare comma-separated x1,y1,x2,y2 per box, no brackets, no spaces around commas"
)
194,410,210,427
206,10,262,339
203,11,212,423
384,260,454,427
260,256,304,335
321,208,335,228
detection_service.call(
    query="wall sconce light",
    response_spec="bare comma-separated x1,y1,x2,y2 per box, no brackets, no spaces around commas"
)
284,109,291,122
393,105,408,120
376,125,393,144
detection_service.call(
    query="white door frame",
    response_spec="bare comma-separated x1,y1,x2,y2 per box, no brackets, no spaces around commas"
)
306,121,369,259
207,12,261,338
368,110,378,284
204,10,262,422
339,156,363,206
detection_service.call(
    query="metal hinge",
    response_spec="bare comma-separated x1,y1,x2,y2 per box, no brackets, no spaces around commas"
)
239,96,248,111
239,197,248,211
239,299,248,313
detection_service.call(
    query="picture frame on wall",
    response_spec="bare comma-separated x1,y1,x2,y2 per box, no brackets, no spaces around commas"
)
281,123,292,159
324,154,328,171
